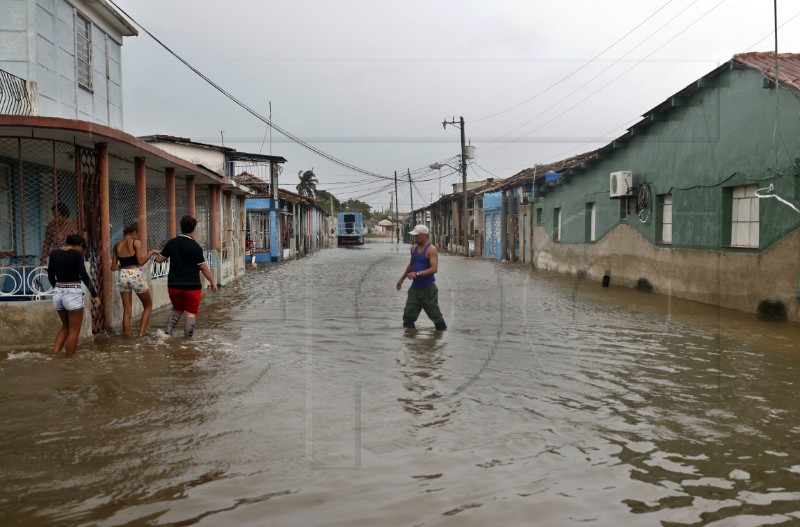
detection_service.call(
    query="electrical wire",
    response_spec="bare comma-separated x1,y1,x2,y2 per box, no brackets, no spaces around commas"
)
107,0,394,181
481,0,721,158
468,0,676,124
745,8,800,51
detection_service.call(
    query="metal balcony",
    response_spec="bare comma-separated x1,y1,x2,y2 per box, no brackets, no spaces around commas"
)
0,69,39,116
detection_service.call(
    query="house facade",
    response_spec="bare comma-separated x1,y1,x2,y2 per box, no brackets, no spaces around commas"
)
0,1,259,351
0,0,137,127
244,185,331,262
415,53,800,321
526,53,800,320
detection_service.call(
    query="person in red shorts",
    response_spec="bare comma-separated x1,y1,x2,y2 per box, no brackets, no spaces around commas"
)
154,215,217,337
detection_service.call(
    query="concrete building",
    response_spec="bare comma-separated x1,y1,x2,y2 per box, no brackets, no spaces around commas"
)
492,52,800,321
0,1,257,350
0,0,137,127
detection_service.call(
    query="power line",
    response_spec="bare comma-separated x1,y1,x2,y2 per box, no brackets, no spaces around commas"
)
745,8,800,51
480,0,729,159
468,0,676,124
107,0,394,181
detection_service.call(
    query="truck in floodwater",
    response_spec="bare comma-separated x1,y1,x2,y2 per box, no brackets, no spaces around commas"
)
337,212,365,246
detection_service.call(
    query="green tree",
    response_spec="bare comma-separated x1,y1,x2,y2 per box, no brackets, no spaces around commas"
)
296,169,318,197
314,189,340,216
341,198,373,219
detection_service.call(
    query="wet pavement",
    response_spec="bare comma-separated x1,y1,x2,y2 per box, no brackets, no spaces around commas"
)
3,238,800,526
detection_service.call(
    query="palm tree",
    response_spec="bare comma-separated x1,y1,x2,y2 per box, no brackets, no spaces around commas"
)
296,169,318,197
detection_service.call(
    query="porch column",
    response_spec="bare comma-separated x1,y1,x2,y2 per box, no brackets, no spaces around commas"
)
223,190,232,250
75,145,84,233
210,185,220,251
166,168,176,238
97,142,112,328
187,175,196,217
509,194,516,263
236,195,246,257
500,190,507,260
135,157,147,244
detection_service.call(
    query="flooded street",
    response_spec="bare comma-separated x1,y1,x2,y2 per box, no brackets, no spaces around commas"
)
4,239,800,526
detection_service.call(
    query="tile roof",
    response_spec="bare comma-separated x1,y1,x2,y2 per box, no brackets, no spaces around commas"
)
734,52,800,90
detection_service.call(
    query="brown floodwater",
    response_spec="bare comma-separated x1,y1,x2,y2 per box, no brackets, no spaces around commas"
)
3,238,800,526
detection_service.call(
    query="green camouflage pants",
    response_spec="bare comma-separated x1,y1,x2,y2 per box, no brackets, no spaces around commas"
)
403,284,446,329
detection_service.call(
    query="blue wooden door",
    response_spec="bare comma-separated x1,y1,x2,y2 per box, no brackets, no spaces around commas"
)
484,213,499,259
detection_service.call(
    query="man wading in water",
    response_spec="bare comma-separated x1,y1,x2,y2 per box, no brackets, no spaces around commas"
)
396,224,447,330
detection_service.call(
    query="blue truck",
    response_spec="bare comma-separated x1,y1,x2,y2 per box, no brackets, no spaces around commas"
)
337,212,365,246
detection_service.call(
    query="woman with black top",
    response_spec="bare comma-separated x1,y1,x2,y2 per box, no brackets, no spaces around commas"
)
111,222,160,336
47,234,100,355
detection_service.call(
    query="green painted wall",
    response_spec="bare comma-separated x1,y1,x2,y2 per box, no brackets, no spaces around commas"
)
536,66,800,251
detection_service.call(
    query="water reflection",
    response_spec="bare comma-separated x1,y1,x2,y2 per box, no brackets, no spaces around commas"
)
398,328,447,420
3,241,800,526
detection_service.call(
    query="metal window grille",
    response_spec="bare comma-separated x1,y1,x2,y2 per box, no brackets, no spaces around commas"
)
0,69,40,116
108,154,138,246
145,166,170,251
76,13,93,90
194,186,209,248
174,176,189,234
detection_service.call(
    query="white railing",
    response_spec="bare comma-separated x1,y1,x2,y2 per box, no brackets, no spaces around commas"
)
150,259,170,280
0,265,53,298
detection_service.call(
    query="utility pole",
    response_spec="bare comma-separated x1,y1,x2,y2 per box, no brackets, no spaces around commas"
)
389,191,394,243
407,168,413,226
443,116,469,256
394,171,399,243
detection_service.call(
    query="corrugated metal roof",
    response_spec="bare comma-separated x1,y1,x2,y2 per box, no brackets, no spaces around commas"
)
734,52,800,90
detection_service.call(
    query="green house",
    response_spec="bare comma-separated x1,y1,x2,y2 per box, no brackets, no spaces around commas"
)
529,52,800,321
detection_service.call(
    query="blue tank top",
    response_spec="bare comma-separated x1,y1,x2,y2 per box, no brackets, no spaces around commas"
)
410,243,435,288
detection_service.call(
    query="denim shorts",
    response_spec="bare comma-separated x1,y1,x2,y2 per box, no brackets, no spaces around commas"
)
53,285,84,311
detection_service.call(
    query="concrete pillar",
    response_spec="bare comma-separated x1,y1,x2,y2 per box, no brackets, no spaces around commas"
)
166,168,176,238
210,185,220,251
509,193,516,263
97,142,112,329
187,175,196,217
135,157,147,244
237,195,245,242
500,190,507,260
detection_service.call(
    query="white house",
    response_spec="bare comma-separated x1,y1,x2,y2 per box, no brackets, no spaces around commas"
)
0,0,138,127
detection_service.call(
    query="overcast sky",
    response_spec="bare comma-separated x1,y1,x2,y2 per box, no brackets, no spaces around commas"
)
116,0,800,211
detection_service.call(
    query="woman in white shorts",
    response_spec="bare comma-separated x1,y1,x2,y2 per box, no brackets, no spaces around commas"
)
111,222,160,336
47,234,101,355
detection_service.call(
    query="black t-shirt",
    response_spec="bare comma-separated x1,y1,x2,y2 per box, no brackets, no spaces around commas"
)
47,249,98,297
160,234,206,290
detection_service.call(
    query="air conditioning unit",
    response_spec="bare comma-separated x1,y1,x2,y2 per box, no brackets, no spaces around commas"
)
610,171,633,199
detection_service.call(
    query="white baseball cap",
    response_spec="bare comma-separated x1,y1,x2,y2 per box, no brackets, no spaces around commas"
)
409,224,429,235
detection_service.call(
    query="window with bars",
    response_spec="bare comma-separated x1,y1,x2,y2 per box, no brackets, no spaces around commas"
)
76,13,93,91
586,202,596,242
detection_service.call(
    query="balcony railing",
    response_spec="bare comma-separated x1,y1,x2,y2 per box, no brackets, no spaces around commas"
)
0,69,39,116
0,265,53,299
